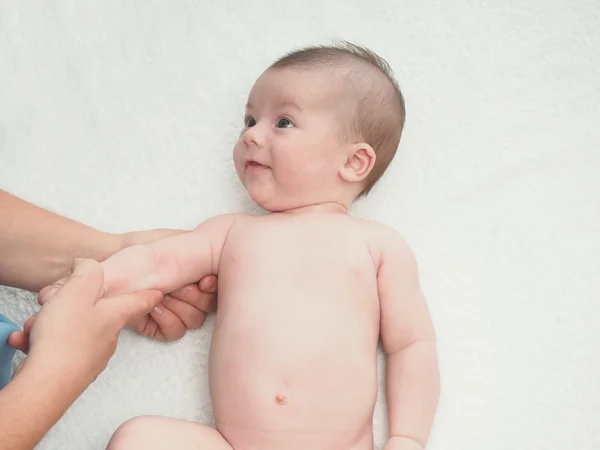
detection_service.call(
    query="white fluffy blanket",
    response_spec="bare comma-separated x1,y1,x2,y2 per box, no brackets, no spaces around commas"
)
0,1,598,449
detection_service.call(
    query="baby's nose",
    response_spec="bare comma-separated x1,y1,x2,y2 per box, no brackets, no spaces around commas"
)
243,124,265,148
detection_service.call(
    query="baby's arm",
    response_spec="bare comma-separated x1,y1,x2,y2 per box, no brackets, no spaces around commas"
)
377,227,439,450
100,214,240,297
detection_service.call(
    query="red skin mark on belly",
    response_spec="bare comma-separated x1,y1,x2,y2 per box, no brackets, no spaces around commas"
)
274,395,287,405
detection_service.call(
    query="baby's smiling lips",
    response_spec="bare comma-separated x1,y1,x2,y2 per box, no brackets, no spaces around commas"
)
245,159,269,170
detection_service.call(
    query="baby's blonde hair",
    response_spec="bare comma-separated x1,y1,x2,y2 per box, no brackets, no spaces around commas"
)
270,41,406,197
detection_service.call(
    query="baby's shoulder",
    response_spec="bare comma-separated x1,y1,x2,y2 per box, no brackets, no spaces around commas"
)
352,217,413,259
352,216,404,240
193,212,252,236
195,212,243,227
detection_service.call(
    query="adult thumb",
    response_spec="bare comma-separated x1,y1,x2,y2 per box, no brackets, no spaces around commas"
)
106,290,164,327
7,330,28,353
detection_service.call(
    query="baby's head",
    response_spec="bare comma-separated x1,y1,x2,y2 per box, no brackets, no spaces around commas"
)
233,41,405,212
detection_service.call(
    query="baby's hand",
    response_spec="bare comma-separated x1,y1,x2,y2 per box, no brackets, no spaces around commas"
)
36,275,218,342
127,275,218,341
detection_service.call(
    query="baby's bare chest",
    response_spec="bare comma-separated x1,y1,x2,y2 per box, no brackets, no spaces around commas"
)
224,218,373,278
217,217,379,312
212,217,381,369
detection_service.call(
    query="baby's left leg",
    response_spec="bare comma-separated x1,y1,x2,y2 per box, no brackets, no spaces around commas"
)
106,416,234,450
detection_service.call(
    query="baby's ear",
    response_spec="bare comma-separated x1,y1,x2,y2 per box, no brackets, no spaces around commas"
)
339,143,376,183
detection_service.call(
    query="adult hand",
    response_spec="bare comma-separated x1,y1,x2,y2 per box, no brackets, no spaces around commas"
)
127,275,218,341
10,275,218,351
1,258,163,450
9,258,163,383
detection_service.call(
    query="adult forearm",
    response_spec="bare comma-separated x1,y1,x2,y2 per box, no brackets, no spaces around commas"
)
385,339,439,448
0,358,90,450
0,190,122,292
0,190,189,292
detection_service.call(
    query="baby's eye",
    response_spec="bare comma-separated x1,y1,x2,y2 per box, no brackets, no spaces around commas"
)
245,116,257,127
276,118,294,128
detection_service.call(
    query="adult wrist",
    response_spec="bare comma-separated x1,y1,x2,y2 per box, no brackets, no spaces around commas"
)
19,351,95,399
0,355,93,450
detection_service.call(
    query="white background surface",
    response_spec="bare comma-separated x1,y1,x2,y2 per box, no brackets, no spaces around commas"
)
1,1,599,449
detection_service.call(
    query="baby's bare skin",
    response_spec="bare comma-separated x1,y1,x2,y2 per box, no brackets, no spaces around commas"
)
211,212,381,450
93,49,439,450
103,208,436,450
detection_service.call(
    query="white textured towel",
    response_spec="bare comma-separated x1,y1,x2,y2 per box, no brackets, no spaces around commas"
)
0,1,599,449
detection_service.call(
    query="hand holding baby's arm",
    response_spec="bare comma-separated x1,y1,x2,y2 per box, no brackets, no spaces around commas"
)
40,215,238,340
99,214,238,297
377,229,439,450
125,278,217,341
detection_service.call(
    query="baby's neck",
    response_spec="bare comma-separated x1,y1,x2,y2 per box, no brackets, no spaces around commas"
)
275,202,350,215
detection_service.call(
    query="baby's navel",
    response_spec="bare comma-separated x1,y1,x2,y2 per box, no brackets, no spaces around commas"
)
274,394,287,405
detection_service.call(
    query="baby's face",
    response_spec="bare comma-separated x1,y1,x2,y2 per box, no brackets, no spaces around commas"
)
233,67,349,211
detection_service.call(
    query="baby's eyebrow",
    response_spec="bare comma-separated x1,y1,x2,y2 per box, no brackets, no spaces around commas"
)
278,100,302,112
245,100,302,112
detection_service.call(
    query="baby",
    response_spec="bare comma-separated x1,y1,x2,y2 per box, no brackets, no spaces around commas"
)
69,42,439,450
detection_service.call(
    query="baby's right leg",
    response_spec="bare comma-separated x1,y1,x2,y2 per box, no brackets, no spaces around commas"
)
106,416,233,450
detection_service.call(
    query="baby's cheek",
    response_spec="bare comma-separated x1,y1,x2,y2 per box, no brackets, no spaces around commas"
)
232,158,245,181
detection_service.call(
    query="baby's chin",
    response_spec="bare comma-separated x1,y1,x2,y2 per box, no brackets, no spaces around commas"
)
246,185,304,213
248,192,288,213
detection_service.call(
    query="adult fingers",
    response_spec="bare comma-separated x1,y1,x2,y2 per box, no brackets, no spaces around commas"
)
170,283,217,313
162,295,208,330
198,275,218,294
7,331,28,353
130,315,165,341
23,315,36,335
147,302,187,341
47,259,105,305
38,280,65,305
7,315,36,353
105,290,164,328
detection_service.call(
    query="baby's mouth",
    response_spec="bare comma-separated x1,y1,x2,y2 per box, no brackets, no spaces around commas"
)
246,160,268,169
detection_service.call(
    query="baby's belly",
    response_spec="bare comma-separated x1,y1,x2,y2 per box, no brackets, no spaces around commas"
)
208,284,379,450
